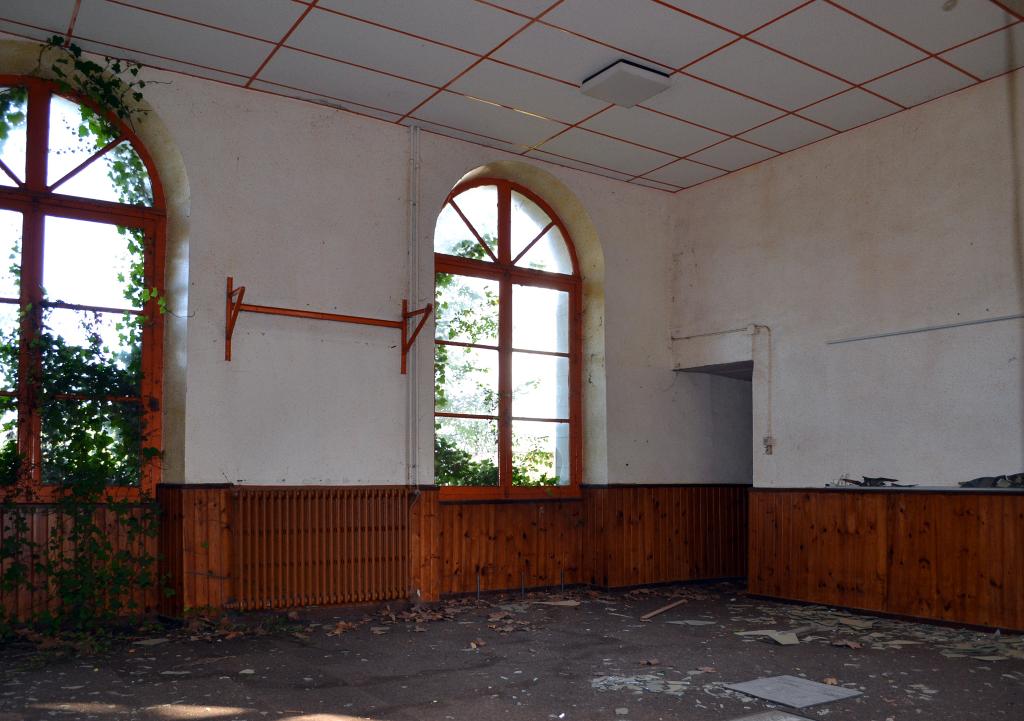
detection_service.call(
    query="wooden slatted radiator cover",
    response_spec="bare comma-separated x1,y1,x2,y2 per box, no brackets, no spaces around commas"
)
232,486,409,610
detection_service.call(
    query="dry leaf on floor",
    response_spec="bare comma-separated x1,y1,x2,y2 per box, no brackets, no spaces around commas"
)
641,658,660,666
326,621,356,636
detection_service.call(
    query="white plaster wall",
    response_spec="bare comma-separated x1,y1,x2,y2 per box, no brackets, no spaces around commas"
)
133,71,685,484
671,71,1024,487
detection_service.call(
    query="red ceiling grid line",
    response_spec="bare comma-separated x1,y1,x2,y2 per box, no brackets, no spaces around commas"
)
671,0,819,69
991,0,1024,21
279,44,439,91
532,19,676,74
518,103,615,157
253,77,409,120
397,0,567,124
107,0,280,45
0,18,255,84
63,0,82,46
1,1,1022,193
824,0,985,82
244,0,320,89
315,4,490,57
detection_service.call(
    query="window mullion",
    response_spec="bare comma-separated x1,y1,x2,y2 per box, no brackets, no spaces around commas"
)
497,184,512,496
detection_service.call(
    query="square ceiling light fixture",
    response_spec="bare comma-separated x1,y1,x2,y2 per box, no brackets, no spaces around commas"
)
580,60,672,108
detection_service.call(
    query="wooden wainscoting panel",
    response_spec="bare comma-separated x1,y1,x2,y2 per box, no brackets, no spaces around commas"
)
588,485,749,588
2,503,159,622
750,489,1024,631
157,485,233,614
437,499,585,595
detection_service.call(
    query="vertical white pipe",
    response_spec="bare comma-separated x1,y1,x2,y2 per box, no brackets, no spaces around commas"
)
406,125,421,487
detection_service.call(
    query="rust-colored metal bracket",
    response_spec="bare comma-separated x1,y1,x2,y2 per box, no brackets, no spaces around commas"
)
225,276,432,373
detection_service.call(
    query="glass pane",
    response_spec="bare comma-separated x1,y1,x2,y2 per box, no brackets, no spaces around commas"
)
0,86,27,186
513,420,570,487
48,95,154,206
40,308,141,397
433,202,495,261
434,416,498,487
510,190,552,261
41,398,142,487
516,225,573,274
512,284,568,353
0,396,16,485
0,302,18,390
435,344,497,415
43,215,143,310
0,208,22,299
59,141,154,206
452,185,498,253
435,273,498,346
512,352,568,419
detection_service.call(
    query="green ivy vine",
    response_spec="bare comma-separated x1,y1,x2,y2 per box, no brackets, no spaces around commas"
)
1,38,167,644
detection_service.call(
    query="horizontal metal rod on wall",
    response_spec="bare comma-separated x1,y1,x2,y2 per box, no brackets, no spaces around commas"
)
826,313,1024,346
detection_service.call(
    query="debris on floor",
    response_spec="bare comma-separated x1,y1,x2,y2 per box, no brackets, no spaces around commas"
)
724,675,862,708
756,603,1024,660
727,712,813,721
736,630,800,645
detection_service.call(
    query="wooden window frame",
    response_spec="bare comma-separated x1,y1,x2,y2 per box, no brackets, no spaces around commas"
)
434,178,582,501
0,76,166,502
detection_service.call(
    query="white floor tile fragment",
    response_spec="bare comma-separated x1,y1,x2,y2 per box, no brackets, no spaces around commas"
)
724,675,862,708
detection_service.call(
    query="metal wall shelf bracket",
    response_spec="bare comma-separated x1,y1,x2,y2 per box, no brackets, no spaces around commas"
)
225,276,432,374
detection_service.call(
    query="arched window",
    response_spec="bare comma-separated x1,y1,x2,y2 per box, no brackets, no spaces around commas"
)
433,179,580,500
0,77,165,499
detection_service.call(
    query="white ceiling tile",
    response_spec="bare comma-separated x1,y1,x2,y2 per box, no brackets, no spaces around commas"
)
403,119,529,154
319,0,527,55
70,36,250,85
630,178,682,192
74,0,272,76
0,0,74,34
688,138,776,171
250,80,402,121
643,158,725,187
739,114,835,152
581,106,726,156
110,1,305,41
753,1,925,84
864,58,974,107
289,7,476,86
641,74,783,135
799,88,900,131
450,60,608,123
543,0,733,70
524,148,634,181
492,22,655,85
687,40,849,110
941,23,1024,80
835,0,1014,53
537,128,675,176
485,0,560,18
258,48,435,115
659,1,807,34
412,91,566,147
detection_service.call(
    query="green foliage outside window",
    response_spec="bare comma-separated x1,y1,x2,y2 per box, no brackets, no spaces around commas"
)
0,40,166,639
434,236,558,488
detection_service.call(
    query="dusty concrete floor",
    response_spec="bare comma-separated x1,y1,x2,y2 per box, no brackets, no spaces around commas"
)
1,582,1022,721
